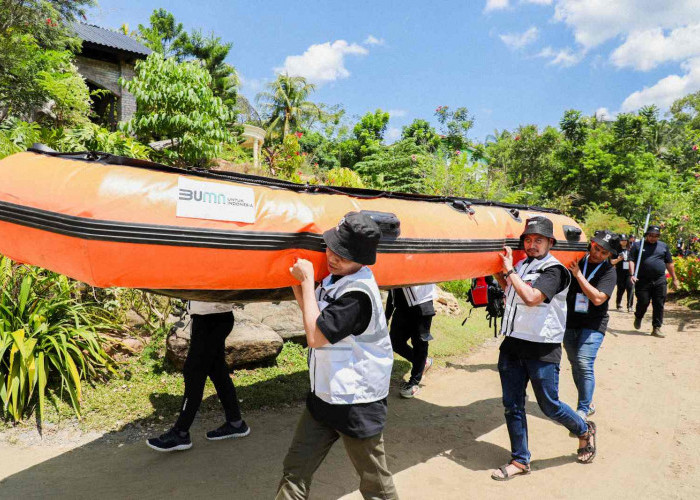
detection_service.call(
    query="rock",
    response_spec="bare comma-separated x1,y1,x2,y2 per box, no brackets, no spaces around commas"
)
166,311,284,371
240,301,306,344
125,309,147,329
435,289,461,316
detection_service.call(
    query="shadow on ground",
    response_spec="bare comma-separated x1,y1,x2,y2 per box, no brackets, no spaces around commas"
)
0,370,580,499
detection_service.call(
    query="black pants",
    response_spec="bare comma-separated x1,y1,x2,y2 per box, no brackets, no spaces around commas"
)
634,276,667,328
389,308,433,385
616,272,634,309
175,311,241,431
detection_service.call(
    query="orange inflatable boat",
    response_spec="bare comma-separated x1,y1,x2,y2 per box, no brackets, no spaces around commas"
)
0,148,587,301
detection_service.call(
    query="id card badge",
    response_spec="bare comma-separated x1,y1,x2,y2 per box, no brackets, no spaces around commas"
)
623,261,629,270
574,293,590,313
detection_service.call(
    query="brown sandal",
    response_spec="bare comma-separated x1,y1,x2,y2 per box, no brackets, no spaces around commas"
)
577,421,597,464
491,460,531,481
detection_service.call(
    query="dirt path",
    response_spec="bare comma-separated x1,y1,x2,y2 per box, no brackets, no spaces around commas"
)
1,303,699,499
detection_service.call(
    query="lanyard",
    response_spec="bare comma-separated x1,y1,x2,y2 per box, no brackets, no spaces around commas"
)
582,257,603,281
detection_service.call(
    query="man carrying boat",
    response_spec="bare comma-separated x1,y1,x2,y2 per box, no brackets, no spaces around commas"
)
276,212,398,499
490,216,597,481
564,230,619,421
628,225,681,338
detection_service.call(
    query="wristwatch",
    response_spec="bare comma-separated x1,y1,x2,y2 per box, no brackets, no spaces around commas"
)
504,269,515,279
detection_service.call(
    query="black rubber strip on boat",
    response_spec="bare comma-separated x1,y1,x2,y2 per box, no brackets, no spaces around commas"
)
0,200,589,253
25,147,564,214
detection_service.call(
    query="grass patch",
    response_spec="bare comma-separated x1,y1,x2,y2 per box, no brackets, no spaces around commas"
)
5,297,496,431
674,292,700,311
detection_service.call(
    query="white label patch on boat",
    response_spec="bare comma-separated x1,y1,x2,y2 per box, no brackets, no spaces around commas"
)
176,177,256,223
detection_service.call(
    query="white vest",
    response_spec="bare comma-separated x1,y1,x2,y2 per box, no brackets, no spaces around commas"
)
187,301,234,315
310,267,394,404
400,284,437,307
501,253,570,343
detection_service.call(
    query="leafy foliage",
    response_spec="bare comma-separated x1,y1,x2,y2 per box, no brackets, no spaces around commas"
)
120,53,233,167
672,257,700,293
0,257,117,422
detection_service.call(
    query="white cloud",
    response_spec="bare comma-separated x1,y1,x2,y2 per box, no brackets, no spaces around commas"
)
484,0,510,12
553,0,700,50
594,107,616,121
536,46,583,67
276,40,368,84
621,57,700,112
611,24,700,71
522,0,552,5
388,109,408,117
500,26,539,50
385,127,402,143
364,35,385,46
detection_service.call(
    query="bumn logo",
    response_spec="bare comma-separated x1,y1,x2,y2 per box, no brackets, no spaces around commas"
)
179,188,227,204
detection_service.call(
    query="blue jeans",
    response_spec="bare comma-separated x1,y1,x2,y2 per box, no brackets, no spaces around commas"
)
563,328,605,415
498,351,588,465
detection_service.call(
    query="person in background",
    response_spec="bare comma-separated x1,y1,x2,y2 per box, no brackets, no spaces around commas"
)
490,216,597,481
629,225,681,338
564,230,619,421
610,234,633,312
276,212,398,500
147,301,249,452
386,284,437,398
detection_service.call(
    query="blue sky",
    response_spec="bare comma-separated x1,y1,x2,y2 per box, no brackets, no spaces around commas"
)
87,1,700,142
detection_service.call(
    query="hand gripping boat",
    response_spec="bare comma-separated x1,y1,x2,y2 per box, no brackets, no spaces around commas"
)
0,148,588,301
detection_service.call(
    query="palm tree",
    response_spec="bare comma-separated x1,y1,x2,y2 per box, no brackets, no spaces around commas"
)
256,74,322,139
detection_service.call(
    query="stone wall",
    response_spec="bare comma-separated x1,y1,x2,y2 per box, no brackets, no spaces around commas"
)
75,55,138,121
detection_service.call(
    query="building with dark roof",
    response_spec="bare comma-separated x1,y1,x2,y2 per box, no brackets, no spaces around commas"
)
72,23,152,126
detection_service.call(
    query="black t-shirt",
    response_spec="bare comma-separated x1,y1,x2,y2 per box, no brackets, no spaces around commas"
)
566,258,617,333
615,249,631,276
500,261,569,364
628,241,673,281
308,277,387,438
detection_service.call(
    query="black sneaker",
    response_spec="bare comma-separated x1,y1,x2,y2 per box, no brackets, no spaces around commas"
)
633,316,642,330
147,428,192,452
206,421,250,441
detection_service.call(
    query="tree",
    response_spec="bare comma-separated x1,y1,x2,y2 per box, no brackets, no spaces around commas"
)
257,74,322,139
137,8,188,58
120,53,233,167
435,105,474,151
401,118,440,151
181,30,238,109
355,139,430,193
0,0,89,122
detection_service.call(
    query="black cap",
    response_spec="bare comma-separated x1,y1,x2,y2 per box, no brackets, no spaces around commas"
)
520,216,556,245
618,233,628,241
591,230,620,257
323,212,381,265
645,225,661,235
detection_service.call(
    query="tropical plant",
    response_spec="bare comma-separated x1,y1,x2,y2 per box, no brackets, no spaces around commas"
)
257,74,323,139
401,119,440,152
0,257,117,422
324,167,365,188
120,52,233,167
263,133,306,181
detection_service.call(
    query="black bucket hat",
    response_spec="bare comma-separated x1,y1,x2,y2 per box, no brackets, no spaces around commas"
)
645,225,661,236
520,216,557,246
590,229,620,257
323,212,381,265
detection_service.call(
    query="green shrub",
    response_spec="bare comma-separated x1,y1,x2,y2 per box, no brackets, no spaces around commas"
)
439,280,471,300
672,256,700,293
0,256,118,422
